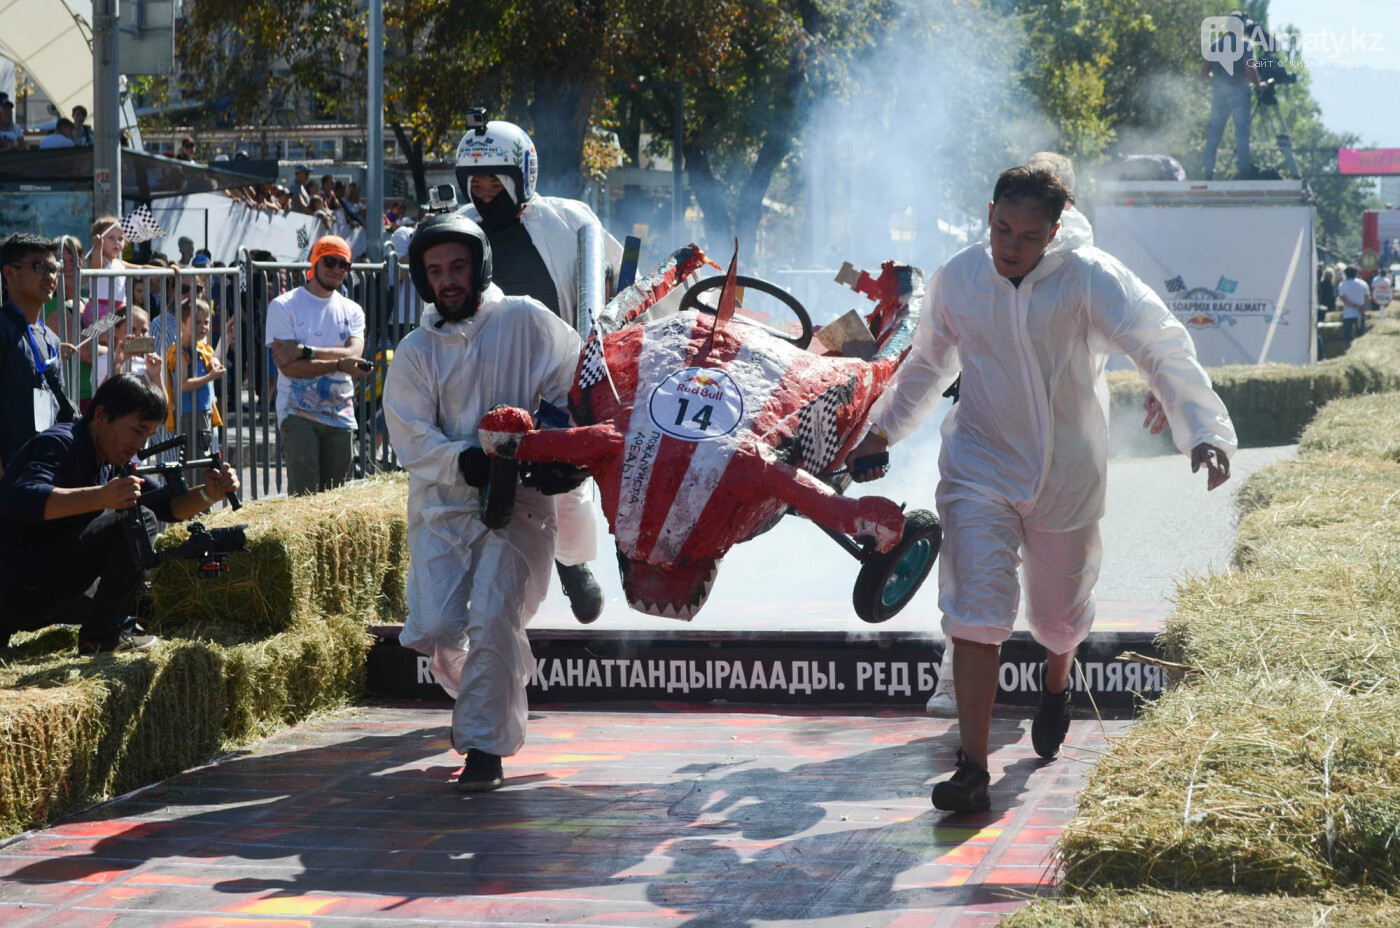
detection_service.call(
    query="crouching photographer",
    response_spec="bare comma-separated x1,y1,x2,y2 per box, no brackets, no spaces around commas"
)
0,373,241,655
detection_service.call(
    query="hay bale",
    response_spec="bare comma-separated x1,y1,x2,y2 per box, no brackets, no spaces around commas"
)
1107,322,1400,455
1003,888,1400,927
1299,392,1400,463
1060,674,1400,893
0,617,368,839
152,475,410,634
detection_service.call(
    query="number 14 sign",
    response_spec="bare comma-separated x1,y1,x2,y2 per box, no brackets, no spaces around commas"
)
647,367,746,441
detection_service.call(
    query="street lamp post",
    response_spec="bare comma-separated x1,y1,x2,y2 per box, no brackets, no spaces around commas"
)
92,0,122,218
664,81,684,244
366,0,385,262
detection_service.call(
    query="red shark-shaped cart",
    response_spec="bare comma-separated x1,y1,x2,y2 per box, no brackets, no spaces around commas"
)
478,242,940,623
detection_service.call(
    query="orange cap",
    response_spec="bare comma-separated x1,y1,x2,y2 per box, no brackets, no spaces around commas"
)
307,235,352,279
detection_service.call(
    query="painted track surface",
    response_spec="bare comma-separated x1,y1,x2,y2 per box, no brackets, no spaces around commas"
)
0,704,1128,927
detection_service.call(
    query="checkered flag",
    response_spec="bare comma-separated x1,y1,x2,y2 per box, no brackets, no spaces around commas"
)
578,308,618,399
120,204,166,245
794,376,856,472
1164,276,1186,293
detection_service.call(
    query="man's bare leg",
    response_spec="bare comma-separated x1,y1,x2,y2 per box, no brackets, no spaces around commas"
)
931,636,999,812
1045,646,1076,694
953,637,1001,769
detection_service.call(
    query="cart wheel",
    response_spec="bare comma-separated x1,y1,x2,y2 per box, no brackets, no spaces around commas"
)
852,509,940,623
480,457,518,529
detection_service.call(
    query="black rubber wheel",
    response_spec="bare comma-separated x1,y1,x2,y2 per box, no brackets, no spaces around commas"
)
480,457,518,530
852,509,941,623
678,275,813,349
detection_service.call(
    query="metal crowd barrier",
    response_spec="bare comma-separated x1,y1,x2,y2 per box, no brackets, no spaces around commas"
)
48,239,428,501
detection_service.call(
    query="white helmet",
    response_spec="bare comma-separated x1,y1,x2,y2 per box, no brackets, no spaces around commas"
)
456,121,538,206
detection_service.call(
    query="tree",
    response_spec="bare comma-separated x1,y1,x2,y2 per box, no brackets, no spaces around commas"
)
616,0,894,264
176,0,365,136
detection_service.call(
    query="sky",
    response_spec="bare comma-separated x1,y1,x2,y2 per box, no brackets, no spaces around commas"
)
1268,0,1400,147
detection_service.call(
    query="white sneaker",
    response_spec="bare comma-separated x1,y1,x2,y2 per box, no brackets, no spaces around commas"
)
925,679,957,716
925,644,957,717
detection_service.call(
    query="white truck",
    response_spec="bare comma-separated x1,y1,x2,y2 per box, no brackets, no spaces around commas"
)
1092,180,1317,366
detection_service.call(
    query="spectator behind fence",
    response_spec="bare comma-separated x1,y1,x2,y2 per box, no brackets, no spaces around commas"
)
310,195,335,237
1371,268,1393,320
265,235,371,495
0,95,26,152
176,136,197,161
1,234,75,469
1338,265,1371,346
177,236,194,266
1318,267,1336,323
38,118,76,150
83,218,163,411
71,105,93,147
114,306,162,389
43,235,85,348
0,373,240,654
292,165,314,212
165,300,224,457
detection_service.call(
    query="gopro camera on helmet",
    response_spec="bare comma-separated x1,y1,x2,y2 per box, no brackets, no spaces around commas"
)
427,183,457,214
465,107,488,135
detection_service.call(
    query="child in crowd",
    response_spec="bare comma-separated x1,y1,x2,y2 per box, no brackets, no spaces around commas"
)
114,307,163,389
165,300,225,456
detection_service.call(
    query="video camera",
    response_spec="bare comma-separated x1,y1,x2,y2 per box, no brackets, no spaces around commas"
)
121,434,247,578
425,183,457,215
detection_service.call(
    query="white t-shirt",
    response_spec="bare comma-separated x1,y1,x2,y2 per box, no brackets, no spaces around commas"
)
38,133,75,149
1370,275,1393,307
91,257,127,308
1338,277,1371,320
265,286,366,429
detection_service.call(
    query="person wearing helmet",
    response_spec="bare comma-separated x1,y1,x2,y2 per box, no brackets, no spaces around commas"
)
382,213,583,792
454,119,622,625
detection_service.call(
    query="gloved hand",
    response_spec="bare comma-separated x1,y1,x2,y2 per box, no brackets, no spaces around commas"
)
459,447,491,488
520,461,590,496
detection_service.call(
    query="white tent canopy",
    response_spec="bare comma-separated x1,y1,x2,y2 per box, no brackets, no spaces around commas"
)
0,0,93,117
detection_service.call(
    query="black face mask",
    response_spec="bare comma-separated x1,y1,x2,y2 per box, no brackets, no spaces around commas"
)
472,189,519,229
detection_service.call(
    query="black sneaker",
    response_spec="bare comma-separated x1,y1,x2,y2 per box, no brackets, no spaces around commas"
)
456,749,504,792
1032,664,1073,760
79,630,158,656
556,561,604,624
931,749,991,813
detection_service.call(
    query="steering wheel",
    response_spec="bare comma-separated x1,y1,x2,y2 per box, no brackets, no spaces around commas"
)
678,275,813,350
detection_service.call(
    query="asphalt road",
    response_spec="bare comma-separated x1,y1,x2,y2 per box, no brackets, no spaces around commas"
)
1096,443,1297,603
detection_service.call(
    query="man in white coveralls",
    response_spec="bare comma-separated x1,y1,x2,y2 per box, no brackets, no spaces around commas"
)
383,213,582,792
846,165,1236,812
925,150,1097,718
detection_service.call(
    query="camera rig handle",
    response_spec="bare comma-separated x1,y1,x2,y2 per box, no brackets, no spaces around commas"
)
130,434,241,511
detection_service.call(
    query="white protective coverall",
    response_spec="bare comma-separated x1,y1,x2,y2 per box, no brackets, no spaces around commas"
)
383,284,581,757
869,211,1236,654
460,194,623,569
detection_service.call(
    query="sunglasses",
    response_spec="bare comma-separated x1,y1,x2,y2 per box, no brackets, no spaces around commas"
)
320,258,352,272
182,142,195,149
7,261,60,276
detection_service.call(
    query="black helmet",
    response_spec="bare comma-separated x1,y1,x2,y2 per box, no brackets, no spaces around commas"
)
407,212,493,310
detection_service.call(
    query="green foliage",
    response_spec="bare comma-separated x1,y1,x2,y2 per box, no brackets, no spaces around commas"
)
178,0,366,127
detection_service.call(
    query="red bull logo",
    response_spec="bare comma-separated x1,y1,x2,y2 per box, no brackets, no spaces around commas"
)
1184,314,1216,328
